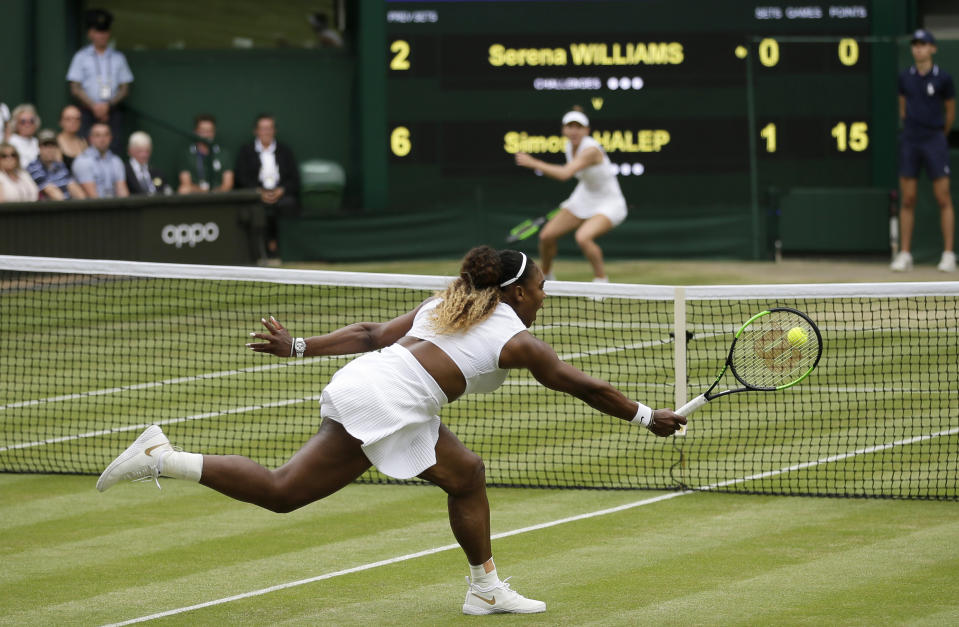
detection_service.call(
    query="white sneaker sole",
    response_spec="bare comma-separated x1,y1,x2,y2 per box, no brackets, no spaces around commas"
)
96,425,168,492
462,604,546,615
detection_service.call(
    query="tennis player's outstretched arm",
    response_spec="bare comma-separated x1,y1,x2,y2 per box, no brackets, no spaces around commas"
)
515,145,602,182
499,331,686,437
247,303,427,358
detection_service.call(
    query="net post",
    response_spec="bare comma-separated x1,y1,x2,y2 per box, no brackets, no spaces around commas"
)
673,286,688,436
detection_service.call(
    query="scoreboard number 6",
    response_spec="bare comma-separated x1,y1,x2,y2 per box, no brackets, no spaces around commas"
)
391,126,411,157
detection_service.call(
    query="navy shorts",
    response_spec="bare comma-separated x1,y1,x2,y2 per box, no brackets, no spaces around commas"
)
899,132,951,180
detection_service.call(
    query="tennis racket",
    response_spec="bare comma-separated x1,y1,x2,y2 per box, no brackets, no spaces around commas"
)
675,307,822,434
506,208,559,243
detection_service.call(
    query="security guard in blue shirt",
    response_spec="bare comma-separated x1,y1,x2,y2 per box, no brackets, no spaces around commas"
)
893,29,956,272
66,9,134,154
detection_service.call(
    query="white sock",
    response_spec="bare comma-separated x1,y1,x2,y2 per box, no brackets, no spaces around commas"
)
469,560,500,589
156,450,203,482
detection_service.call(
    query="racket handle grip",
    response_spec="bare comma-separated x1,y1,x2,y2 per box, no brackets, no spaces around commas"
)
676,394,707,417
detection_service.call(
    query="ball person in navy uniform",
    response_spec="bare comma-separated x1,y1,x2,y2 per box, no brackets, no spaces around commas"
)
96,246,686,616
892,29,956,272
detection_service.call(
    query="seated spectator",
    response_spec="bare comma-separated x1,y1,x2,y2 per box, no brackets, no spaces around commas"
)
0,103,10,142
57,104,88,170
27,129,86,200
178,114,233,194
7,104,41,169
72,122,128,198
235,113,300,260
125,131,169,195
308,12,344,48
0,143,40,202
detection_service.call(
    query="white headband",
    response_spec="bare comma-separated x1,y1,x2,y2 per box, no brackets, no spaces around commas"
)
562,111,590,127
499,253,528,287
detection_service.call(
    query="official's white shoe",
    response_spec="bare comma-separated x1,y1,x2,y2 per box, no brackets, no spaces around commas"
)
462,576,546,615
937,251,956,272
890,251,913,272
96,425,172,492
544,272,556,281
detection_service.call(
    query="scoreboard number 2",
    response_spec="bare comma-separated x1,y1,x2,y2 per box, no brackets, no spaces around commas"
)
390,40,411,70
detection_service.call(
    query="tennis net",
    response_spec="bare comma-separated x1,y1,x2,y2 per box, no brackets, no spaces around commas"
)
1,255,956,500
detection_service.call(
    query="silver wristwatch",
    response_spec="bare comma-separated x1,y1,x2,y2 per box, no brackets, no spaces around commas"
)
293,337,307,358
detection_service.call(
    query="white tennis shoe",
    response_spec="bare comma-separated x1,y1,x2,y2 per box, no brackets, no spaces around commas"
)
96,425,172,492
937,251,956,272
890,251,913,272
462,576,546,615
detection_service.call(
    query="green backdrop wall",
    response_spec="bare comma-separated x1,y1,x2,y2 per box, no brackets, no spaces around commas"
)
7,0,957,264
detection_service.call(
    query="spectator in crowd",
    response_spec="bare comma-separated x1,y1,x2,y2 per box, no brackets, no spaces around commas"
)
72,122,128,198
7,104,41,169
125,131,168,196
1,103,10,142
27,129,86,200
57,104,89,170
178,114,233,194
66,8,134,153
0,143,39,203
235,113,300,260
308,12,344,48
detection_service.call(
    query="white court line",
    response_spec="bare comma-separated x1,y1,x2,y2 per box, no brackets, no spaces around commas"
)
0,396,322,453
0,354,352,412
100,425,959,627
2,330,678,413
0,341,668,452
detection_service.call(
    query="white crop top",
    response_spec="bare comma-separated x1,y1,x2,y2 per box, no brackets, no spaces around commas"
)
407,298,527,395
565,135,622,197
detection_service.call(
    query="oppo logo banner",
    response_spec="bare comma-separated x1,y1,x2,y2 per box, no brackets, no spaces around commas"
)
161,223,220,248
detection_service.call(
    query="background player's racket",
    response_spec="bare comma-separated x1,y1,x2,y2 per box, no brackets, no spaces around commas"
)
676,307,822,434
506,208,559,243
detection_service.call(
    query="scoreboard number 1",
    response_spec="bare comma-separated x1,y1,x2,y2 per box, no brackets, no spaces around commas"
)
760,122,777,153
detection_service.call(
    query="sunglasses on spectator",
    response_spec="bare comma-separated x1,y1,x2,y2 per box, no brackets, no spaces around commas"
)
0,152,18,158
18,117,37,124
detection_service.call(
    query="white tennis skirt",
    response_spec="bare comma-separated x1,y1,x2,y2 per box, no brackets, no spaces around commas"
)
562,184,628,227
320,344,448,479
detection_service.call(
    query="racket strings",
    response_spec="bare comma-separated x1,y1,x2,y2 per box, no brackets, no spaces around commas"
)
731,313,819,389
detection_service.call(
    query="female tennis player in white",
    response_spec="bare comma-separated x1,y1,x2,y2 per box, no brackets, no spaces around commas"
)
97,246,685,616
515,107,627,282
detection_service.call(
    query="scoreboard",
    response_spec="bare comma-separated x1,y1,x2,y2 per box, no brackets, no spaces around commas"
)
383,0,888,255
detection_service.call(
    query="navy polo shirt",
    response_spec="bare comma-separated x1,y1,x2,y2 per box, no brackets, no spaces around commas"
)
899,64,955,140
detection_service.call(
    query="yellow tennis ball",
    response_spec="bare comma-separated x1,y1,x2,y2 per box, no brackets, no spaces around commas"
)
787,327,808,346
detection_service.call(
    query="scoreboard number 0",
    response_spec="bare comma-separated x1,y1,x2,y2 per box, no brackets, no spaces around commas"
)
838,38,859,66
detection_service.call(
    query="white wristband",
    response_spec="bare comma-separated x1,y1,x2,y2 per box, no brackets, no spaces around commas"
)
630,402,653,427
292,337,306,358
